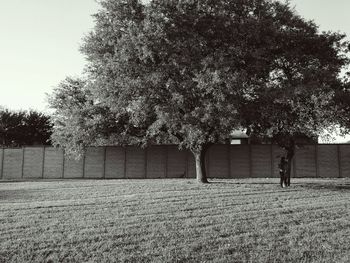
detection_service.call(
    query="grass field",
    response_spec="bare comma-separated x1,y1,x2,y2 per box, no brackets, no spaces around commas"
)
1,178,350,263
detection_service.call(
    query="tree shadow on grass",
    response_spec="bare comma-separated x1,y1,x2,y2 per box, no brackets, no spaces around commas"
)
208,179,278,185
298,182,350,192
207,178,350,193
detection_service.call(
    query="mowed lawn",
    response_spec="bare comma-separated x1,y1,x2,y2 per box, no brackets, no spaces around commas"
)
1,179,350,263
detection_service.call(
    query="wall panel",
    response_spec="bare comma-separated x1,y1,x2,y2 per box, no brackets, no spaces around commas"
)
339,145,350,178
43,147,64,179
318,145,339,178
295,145,317,178
84,147,105,179
125,147,145,179
3,149,23,179
23,147,44,179
167,146,187,178
208,145,229,178
230,145,250,178
64,156,84,179
105,147,125,179
251,145,272,178
146,146,166,178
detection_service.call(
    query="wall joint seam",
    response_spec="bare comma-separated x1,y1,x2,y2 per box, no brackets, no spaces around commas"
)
21,147,25,179
41,146,46,179
0,148,4,180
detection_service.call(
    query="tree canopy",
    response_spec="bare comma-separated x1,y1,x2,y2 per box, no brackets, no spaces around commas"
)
49,0,350,183
238,8,349,186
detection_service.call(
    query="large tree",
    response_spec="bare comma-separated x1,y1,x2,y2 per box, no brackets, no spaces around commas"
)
50,0,349,183
52,0,283,183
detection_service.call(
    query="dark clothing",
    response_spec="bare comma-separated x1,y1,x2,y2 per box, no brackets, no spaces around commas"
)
279,159,288,174
279,158,288,187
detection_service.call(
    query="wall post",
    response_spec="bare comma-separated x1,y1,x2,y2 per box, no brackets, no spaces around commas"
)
21,147,25,179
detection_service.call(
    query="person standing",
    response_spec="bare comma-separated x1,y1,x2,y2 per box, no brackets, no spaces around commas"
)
279,157,288,188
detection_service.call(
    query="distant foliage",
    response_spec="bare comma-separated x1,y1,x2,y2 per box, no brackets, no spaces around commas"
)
0,108,53,147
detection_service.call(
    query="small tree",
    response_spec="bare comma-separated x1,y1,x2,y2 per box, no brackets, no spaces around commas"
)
49,77,126,157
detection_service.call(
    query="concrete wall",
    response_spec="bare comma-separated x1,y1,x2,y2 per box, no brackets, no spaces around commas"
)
43,148,64,179
0,144,349,180
2,148,23,179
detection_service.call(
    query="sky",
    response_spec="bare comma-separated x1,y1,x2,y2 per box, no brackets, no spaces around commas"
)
0,0,349,141
0,0,99,112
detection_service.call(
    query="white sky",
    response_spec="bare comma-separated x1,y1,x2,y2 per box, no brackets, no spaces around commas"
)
0,0,99,112
0,0,349,141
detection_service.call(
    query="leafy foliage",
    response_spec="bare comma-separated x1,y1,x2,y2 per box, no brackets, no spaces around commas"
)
80,0,270,152
240,25,349,149
48,77,125,157
0,108,52,147
335,80,350,135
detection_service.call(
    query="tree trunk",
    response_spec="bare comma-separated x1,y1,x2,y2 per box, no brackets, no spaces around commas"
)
192,145,210,184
